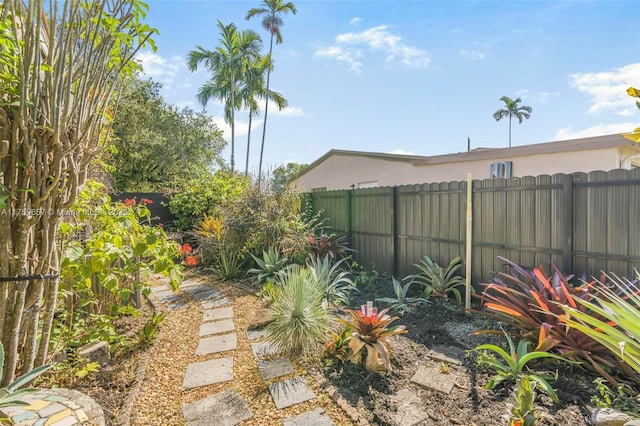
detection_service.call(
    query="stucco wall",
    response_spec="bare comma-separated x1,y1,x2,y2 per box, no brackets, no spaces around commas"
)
293,147,625,191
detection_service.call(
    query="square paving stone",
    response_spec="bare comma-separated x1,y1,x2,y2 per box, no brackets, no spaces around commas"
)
183,285,211,295
151,287,174,297
284,408,334,426
268,377,316,409
192,289,220,301
257,357,294,381
203,307,234,322
167,301,188,310
182,357,234,390
394,389,429,426
182,388,252,426
199,319,235,337
246,328,269,340
202,297,230,309
158,293,182,303
410,365,459,394
251,341,280,359
196,333,237,355
179,279,200,289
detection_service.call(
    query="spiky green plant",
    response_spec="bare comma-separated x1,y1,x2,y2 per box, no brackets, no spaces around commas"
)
307,256,357,306
376,277,429,316
266,265,333,357
214,251,243,281
408,256,466,304
248,247,288,285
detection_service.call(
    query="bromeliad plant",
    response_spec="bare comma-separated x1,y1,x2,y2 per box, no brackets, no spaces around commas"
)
475,257,631,385
376,277,429,316
308,232,353,262
407,255,466,304
338,302,408,373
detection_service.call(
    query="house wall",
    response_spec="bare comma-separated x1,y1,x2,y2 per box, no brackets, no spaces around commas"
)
293,147,625,191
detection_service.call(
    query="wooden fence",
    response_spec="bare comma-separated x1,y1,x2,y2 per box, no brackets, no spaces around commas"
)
305,168,640,285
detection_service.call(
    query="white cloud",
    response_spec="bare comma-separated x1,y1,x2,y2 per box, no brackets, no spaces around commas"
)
569,63,640,116
136,51,183,88
459,49,487,61
349,17,362,25
314,25,429,73
212,116,263,141
314,45,363,73
515,89,559,104
388,149,415,155
553,122,634,141
270,105,305,117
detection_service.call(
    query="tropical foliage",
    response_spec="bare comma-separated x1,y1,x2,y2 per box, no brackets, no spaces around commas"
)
407,256,466,304
376,277,429,316
270,162,308,195
306,256,357,307
248,247,289,285
308,232,353,262
493,96,532,147
338,303,407,373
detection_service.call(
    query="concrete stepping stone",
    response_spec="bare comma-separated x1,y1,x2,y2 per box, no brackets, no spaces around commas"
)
167,301,188,310
182,357,234,390
410,365,459,394
182,388,252,426
284,408,334,426
158,293,182,304
427,345,464,366
393,389,429,426
183,285,212,295
203,307,234,322
151,287,174,297
202,297,230,309
199,319,235,337
192,289,220,301
179,279,200,289
247,328,269,341
268,377,316,409
257,357,294,381
196,333,237,355
251,341,280,359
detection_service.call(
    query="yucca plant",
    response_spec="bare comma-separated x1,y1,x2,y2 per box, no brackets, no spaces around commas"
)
376,277,429,316
307,256,357,306
475,257,629,385
214,250,243,281
248,247,288,285
266,265,333,357
0,342,55,424
559,272,640,377
407,255,466,304
338,302,407,373
473,329,567,402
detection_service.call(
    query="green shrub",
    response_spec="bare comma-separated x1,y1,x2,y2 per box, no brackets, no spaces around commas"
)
266,265,333,357
407,255,465,304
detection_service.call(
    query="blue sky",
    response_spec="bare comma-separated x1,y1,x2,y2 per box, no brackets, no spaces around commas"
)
137,0,640,173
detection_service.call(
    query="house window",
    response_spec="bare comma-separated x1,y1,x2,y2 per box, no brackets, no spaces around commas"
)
357,181,378,189
490,161,512,178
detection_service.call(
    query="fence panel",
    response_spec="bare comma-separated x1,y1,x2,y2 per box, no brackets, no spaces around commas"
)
312,190,350,235
351,187,394,273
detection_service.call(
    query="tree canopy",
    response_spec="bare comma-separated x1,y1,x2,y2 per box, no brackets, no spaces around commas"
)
270,162,307,194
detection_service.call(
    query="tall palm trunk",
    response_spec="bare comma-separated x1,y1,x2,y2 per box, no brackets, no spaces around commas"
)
230,76,236,173
257,34,274,185
508,114,512,148
245,108,253,176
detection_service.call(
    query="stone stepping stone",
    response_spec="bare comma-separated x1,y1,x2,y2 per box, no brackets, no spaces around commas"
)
196,333,237,355
257,357,294,381
199,319,235,337
182,357,234,390
183,285,212,295
192,289,220,301
182,388,252,426
268,377,316,409
202,297,230,309
151,287,174,297
203,307,234,322
158,293,182,304
247,328,269,341
179,279,200,289
167,301,187,310
427,345,464,366
248,308,275,330
251,341,280,359
284,408,334,426
393,389,429,426
410,365,459,394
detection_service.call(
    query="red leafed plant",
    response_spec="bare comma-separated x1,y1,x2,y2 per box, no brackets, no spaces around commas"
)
474,257,636,385
308,232,353,261
338,302,408,373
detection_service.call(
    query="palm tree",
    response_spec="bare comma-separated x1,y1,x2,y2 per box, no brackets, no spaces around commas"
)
246,0,297,183
493,96,532,148
240,53,288,176
187,20,262,173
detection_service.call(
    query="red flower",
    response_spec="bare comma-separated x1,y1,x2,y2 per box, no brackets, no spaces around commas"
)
185,255,198,267
141,198,153,205
158,223,164,228
123,198,136,207
180,243,192,254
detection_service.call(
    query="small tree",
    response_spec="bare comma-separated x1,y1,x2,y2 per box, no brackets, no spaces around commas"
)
0,0,155,383
493,96,532,148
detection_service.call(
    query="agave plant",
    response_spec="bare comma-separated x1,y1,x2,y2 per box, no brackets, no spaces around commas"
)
338,302,407,373
376,277,429,316
474,257,635,385
559,272,640,376
0,342,54,423
307,256,357,306
407,255,466,304
248,247,288,285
